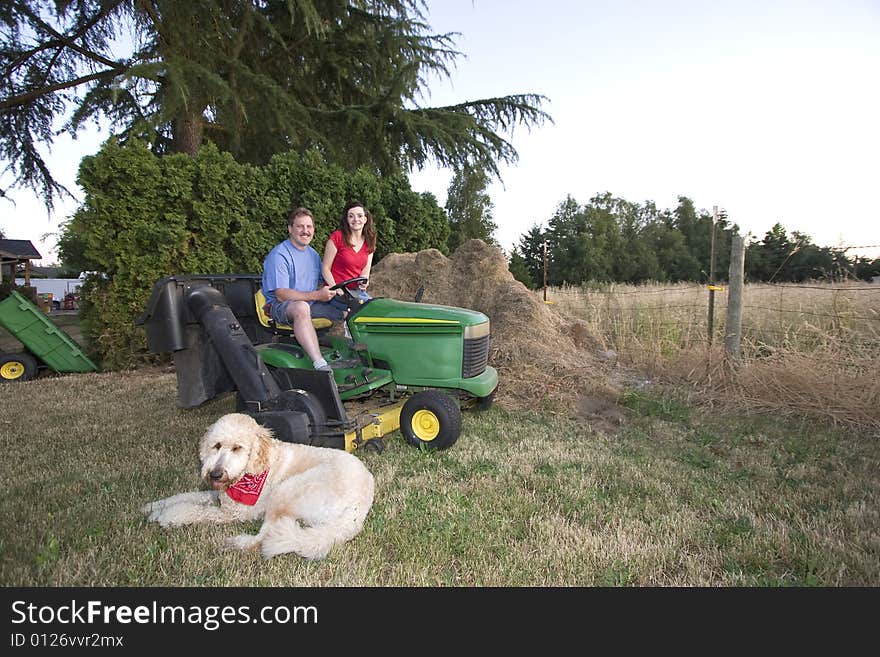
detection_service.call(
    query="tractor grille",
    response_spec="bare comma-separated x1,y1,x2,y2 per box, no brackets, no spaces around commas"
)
462,334,490,378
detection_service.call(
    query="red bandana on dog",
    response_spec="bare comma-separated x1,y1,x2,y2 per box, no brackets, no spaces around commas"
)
226,470,269,505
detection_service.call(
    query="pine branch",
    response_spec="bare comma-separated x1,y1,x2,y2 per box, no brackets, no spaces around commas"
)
5,0,125,76
0,68,121,110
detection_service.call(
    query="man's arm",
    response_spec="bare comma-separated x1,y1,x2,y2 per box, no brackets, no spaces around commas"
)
274,286,335,303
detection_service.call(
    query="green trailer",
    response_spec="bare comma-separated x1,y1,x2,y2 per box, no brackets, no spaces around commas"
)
0,290,98,382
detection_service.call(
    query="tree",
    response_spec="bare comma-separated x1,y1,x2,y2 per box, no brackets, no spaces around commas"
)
617,200,662,283
854,256,880,281
516,193,725,284
583,192,625,281
671,196,734,281
1,0,550,210
56,138,450,366
643,218,698,282
506,247,533,288
543,193,629,284
515,224,546,289
445,165,496,252
746,223,797,281
544,195,584,285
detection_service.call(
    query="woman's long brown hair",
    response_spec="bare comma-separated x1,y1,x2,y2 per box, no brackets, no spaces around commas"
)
339,201,377,252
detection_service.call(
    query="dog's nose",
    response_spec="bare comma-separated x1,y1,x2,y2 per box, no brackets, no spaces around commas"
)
209,468,224,481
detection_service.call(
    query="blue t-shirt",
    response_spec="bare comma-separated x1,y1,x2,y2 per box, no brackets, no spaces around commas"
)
261,239,323,306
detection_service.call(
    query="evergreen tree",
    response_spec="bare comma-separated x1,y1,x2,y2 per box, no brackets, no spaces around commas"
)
672,196,734,281
699,206,735,282
1,0,550,209
545,195,586,284
507,247,533,288
584,192,625,281
786,234,833,282
516,223,546,289
746,223,797,281
854,256,880,281
445,165,497,252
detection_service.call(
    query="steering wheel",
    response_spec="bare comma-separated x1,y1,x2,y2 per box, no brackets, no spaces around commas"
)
329,276,369,302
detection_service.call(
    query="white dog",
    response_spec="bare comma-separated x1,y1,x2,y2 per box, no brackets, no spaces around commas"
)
141,413,375,560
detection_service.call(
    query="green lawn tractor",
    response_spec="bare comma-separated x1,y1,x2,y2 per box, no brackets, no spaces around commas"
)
137,274,497,453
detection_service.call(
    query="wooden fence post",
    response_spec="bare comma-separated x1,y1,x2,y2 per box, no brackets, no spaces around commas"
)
724,233,745,361
542,240,548,302
707,207,718,345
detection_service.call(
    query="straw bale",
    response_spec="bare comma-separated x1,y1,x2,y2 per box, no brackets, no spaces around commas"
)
370,240,626,424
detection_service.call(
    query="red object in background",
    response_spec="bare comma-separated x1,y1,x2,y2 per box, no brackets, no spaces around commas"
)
62,292,79,311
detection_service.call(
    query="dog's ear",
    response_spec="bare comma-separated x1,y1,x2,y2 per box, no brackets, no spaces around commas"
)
246,423,273,474
198,421,219,463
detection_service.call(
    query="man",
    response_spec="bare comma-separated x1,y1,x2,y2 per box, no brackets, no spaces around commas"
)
262,207,344,372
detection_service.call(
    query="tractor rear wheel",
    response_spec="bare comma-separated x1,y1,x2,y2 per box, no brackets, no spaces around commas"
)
0,352,37,382
400,390,461,451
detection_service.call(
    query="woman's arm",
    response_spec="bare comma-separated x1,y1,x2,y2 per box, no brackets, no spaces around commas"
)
321,238,338,289
359,252,374,289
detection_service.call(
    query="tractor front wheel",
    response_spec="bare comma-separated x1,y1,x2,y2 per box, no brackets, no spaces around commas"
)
475,389,495,411
0,352,38,382
400,390,462,451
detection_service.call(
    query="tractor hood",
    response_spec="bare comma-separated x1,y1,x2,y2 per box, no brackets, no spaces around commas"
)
351,298,489,333
348,297,494,396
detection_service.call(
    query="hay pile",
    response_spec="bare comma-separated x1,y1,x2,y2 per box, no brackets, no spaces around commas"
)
370,240,624,422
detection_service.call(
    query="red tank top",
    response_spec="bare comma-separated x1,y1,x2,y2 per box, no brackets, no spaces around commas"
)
329,230,371,288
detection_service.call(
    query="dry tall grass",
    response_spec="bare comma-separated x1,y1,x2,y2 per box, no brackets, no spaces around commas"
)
547,281,880,436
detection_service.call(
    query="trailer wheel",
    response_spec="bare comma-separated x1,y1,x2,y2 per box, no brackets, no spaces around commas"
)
363,438,385,454
400,390,462,451
0,353,37,382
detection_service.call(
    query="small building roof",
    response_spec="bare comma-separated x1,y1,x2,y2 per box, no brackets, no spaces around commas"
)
0,239,42,260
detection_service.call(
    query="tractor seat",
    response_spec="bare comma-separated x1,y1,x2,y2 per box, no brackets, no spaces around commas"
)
254,289,332,335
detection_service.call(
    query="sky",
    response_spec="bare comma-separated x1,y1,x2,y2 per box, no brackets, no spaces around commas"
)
3,0,879,265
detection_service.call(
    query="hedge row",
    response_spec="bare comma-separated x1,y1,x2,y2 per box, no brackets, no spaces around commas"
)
62,140,449,368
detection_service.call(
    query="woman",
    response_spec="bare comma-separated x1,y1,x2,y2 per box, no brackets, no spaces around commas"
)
322,201,377,305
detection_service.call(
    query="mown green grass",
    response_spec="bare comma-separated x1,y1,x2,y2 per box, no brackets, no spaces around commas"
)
1,370,877,586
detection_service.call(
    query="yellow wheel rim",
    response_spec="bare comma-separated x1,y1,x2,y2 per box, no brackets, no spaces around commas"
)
1,361,24,380
411,409,440,441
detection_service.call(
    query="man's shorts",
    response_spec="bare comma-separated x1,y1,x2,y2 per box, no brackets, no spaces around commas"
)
270,299,346,326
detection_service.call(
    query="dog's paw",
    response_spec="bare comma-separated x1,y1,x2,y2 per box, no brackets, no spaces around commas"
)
140,500,161,516
226,534,261,552
145,509,166,525
144,506,181,527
